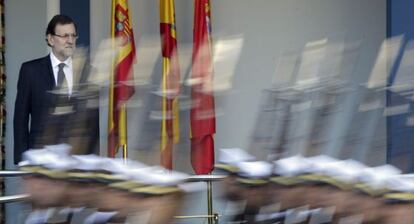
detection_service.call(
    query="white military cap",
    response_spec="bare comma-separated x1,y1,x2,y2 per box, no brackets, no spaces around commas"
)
305,154,339,174
270,155,312,186
19,148,76,179
317,159,367,190
383,174,414,202
215,148,255,173
108,166,152,191
37,156,78,179
354,164,401,196
127,166,190,195
235,161,272,185
110,166,179,189
20,148,71,167
18,149,47,174
385,174,414,192
358,164,401,183
67,154,110,181
72,154,109,171
293,155,339,184
322,159,366,181
133,166,188,186
273,155,311,177
44,143,72,156
41,155,78,171
104,158,145,174
94,158,147,183
20,149,48,167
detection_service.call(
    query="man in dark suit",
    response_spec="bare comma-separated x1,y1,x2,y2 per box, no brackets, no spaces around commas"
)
14,14,99,164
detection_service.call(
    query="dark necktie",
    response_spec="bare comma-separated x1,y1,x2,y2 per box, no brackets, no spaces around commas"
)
57,63,67,90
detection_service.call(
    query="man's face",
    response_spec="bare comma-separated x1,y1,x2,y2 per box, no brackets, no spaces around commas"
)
47,23,77,61
23,176,68,208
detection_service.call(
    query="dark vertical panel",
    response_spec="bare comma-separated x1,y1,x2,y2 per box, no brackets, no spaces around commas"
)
387,0,414,172
60,0,90,47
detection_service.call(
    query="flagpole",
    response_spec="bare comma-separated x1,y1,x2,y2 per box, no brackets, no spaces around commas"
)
110,0,136,159
121,104,128,160
207,173,215,224
122,143,128,160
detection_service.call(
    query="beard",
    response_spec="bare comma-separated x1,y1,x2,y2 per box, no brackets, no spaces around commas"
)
63,46,75,57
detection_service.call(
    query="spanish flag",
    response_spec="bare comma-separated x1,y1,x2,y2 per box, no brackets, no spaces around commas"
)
108,0,136,157
159,0,181,169
191,0,216,174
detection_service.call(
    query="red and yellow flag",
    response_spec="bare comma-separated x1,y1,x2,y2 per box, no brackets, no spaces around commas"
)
108,0,136,157
191,0,216,174
159,0,180,169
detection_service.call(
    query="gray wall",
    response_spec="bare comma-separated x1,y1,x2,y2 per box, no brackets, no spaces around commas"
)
212,0,385,153
5,1,48,223
91,0,386,171
4,1,59,222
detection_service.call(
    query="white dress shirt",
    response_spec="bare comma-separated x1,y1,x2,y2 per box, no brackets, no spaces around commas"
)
50,52,73,95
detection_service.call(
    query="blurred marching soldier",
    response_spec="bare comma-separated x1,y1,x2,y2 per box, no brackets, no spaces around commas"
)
302,158,366,224
215,148,256,203
215,148,260,222
268,155,328,224
271,155,313,211
381,175,414,224
67,157,189,224
125,173,187,224
343,164,400,224
83,157,146,223
63,155,113,224
19,147,77,224
224,161,273,224
63,155,146,224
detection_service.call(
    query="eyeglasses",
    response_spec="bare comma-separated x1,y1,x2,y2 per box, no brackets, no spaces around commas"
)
53,33,78,40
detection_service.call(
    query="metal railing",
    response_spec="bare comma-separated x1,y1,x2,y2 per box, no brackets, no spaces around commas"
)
0,170,30,177
0,194,30,203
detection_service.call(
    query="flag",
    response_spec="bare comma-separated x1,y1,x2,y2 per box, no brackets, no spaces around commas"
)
191,0,216,174
159,0,181,169
108,0,136,157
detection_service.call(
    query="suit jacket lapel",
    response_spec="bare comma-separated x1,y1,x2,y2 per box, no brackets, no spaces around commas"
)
44,55,56,90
